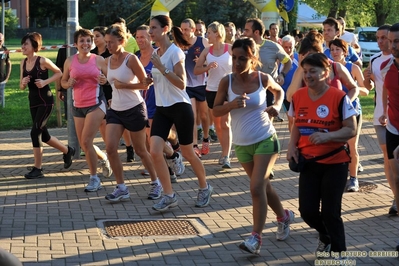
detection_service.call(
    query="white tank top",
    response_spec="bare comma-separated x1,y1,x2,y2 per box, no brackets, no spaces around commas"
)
107,53,143,111
227,72,275,145
206,44,232,92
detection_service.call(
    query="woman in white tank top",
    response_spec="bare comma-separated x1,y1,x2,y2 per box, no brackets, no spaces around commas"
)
194,21,233,168
213,38,295,255
103,24,159,202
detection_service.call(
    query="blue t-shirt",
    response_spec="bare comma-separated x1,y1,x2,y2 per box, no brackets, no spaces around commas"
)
279,53,299,95
343,61,361,113
136,51,156,119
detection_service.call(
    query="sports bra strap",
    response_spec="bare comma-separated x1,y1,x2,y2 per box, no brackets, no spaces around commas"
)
209,46,213,55
224,43,228,53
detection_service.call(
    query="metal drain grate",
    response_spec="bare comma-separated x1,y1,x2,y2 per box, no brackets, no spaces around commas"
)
358,181,378,193
103,219,200,238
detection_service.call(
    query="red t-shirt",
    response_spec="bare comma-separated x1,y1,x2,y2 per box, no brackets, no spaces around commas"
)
292,87,351,164
381,59,399,132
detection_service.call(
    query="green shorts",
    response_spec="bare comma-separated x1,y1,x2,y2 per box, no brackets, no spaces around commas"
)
234,133,280,163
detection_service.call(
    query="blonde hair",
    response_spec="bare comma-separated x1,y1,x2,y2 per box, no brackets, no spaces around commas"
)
208,21,226,42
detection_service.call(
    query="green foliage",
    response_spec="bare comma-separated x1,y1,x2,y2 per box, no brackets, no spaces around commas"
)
1,8,19,38
80,10,98,29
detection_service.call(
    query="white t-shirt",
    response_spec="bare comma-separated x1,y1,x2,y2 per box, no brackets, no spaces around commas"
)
370,52,393,125
152,44,191,107
340,31,358,47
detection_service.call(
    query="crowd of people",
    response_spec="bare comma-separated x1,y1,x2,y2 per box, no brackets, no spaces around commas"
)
9,13,399,257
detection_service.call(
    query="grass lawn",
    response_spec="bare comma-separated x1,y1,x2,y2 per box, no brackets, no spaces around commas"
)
0,49,62,131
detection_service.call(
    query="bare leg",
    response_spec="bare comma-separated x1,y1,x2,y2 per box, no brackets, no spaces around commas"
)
130,129,157,182
150,136,172,194
240,153,278,234
105,124,125,184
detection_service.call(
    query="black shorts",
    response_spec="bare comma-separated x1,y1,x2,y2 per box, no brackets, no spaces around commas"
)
386,129,399,159
205,91,217,109
186,85,206,101
106,102,148,132
151,102,194,145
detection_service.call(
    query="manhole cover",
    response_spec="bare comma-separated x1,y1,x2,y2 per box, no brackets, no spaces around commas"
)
358,181,378,193
97,219,212,239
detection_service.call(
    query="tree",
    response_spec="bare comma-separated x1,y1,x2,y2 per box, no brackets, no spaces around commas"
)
1,7,18,38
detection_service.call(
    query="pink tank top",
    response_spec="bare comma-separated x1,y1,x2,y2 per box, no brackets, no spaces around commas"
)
70,54,101,108
329,60,343,91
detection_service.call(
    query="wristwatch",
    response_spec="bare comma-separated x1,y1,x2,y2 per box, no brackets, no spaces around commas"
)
163,68,170,75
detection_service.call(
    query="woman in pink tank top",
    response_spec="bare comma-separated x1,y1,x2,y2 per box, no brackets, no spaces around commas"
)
61,28,110,193
194,21,233,169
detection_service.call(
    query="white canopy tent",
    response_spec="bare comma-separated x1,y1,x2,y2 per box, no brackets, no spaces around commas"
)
296,2,327,28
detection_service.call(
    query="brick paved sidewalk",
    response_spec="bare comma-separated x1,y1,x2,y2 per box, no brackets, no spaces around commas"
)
0,117,398,266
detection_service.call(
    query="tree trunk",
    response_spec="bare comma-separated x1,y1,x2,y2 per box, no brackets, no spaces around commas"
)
328,0,339,18
338,9,346,19
374,1,389,26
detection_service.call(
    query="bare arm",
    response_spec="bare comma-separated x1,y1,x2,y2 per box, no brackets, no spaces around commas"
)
193,47,210,75
286,66,304,102
351,64,369,96
151,53,186,90
61,57,72,89
287,122,300,162
379,84,388,126
5,57,11,81
212,76,232,117
336,63,359,102
362,65,374,91
309,115,356,145
34,57,62,88
264,73,284,115
114,54,149,90
19,59,28,90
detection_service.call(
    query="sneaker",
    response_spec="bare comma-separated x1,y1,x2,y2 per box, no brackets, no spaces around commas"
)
389,199,398,216
221,156,231,169
168,166,177,183
100,159,112,178
239,235,261,255
80,150,85,156
126,146,134,162
195,184,213,207
276,210,295,240
358,162,364,173
170,172,177,183
201,141,210,155
152,194,178,212
275,115,284,122
141,169,150,176
105,186,130,202
218,156,224,165
209,128,218,141
24,167,44,179
63,146,75,169
197,128,203,140
346,177,359,192
85,177,102,192
167,152,185,176
270,170,274,180
315,239,331,258
194,146,202,158
148,182,163,200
